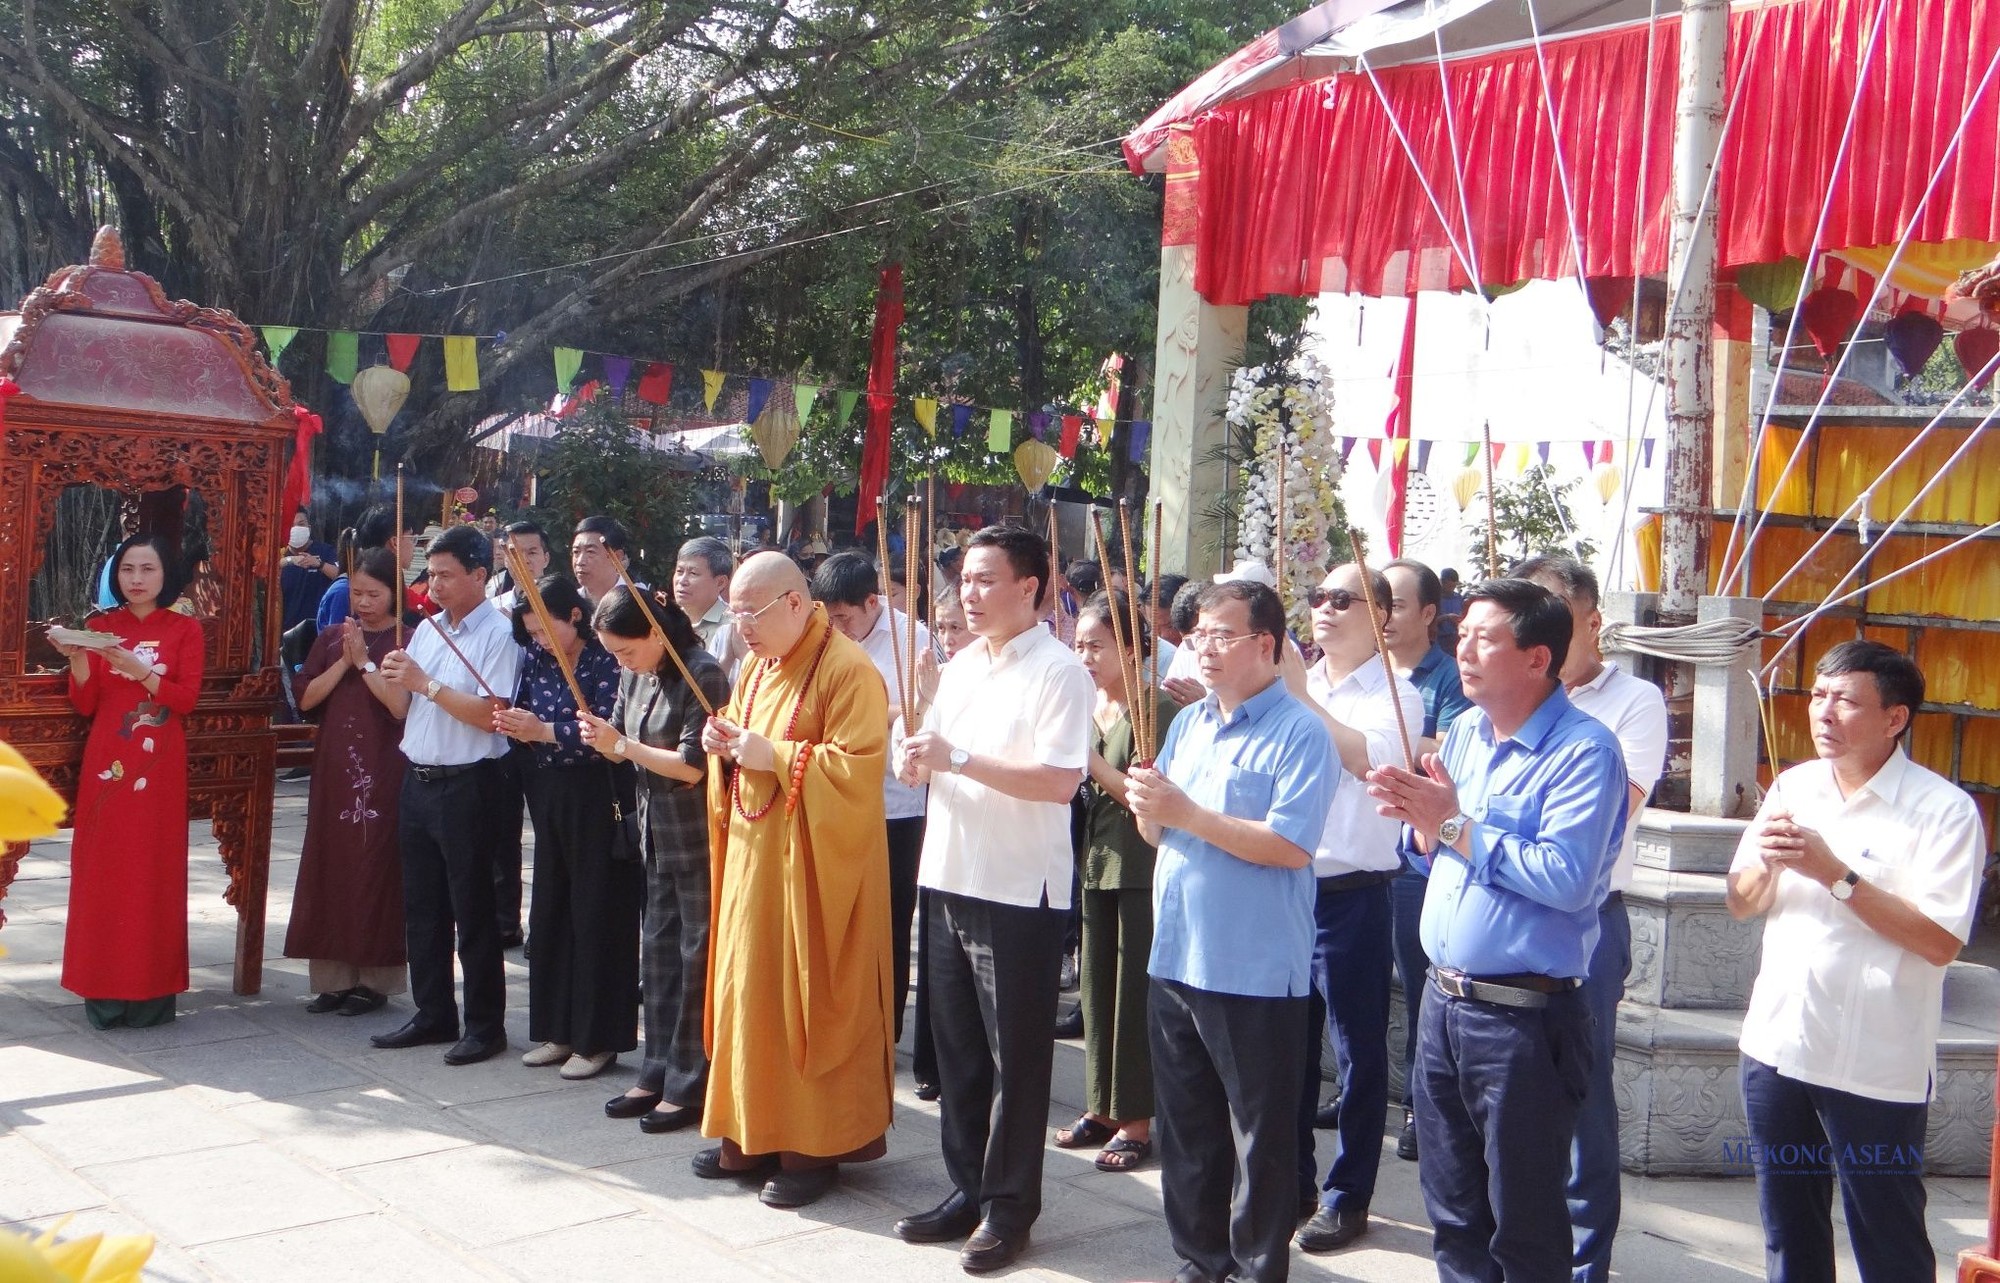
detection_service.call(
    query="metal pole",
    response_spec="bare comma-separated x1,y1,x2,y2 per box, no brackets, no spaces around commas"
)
1661,0,1727,624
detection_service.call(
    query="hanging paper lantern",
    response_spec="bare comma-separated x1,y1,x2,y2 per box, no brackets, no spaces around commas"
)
1450,468,1483,511
1594,464,1622,505
750,384,800,469
1476,280,1527,302
1583,277,1635,334
1013,438,1060,492
1956,327,2000,389
352,363,410,434
1798,286,1861,359
1734,257,1810,313
1883,310,1945,377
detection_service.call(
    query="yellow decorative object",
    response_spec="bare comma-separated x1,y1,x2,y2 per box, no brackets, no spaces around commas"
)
913,397,939,436
1451,468,1483,510
0,1219,154,1283
1754,428,1812,515
1013,439,1060,493
1832,239,2000,302
749,385,800,469
350,363,410,435
0,740,66,841
1593,464,1621,505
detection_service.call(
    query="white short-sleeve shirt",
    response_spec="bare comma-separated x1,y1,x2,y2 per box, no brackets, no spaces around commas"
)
399,601,521,767
1305,658,1426,877
1733,750,1985,1103
918,625,1094,908
1568,661,1669,892
855,603,930,821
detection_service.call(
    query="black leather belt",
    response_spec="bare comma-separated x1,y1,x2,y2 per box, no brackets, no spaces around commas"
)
1602,891,1624,906
1430,966,1581,1010
1318,869,1397,893
409,762,480,784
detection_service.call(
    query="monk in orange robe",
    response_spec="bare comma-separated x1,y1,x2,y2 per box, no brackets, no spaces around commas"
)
698,552,895,1209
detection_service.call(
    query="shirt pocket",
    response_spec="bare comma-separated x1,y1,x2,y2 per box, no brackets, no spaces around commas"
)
1221,766,1276,820
1478,791,1541,834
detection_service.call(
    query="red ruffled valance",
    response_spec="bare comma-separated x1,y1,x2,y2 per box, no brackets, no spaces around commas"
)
1190,0,2000,304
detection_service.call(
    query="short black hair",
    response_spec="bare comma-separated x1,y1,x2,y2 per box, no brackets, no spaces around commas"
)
1440,567,1461,585
354,503,421,550
1078,589,1151,658
937,545,964,578
574,515,629,553
1195,580,1286,659
1513,553,1600,610
1817,640,1924,730
1148,573,1189,611
511,574,593,648
1463,577,1572,682
504,519,548,550
1065,560,1103,598
1170,579,1203,634
592,585,705,687
351,546,401,597
965,525,1050,609
677,536,733,578
107,534,185,609
428,523,492,576
812,551,879,607
1384,558,1443,611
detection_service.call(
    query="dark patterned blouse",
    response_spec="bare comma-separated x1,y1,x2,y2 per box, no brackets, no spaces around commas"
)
514,639,621,768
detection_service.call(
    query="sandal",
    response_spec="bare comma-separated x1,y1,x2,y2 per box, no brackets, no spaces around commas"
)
1095,1136,1153,1172
1054,1116,1116,1149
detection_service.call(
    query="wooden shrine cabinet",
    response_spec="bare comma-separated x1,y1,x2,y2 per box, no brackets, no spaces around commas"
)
0,227,293,994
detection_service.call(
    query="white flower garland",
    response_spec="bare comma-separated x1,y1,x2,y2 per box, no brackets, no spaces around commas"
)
1228,352,1342,634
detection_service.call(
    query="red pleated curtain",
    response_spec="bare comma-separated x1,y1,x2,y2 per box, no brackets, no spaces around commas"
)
1191,0,2000,305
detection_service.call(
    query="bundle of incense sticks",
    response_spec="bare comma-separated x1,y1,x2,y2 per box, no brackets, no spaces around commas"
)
1090,508,1150,765
393,464,406,647
1116,500,1154,762
1145,500,1163,715
1348,527,1416,771
876,496,910,720
1481,420,1500,579
609,557,715,717
1751,668,1785,807
903,497,921,723
505,545,587,713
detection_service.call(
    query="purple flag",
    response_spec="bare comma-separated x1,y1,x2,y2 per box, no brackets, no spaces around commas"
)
744,378,772,424
1339,436,1356,460
1416,440,1433,472
1126,420,1151,463
603,356,632,399
1641,438,1657,467
1029,410,1050,440
1536,441,1551,465
951,403,972,436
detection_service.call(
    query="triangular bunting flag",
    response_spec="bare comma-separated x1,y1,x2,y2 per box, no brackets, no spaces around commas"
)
1058,414,1083,458
262,326,299,365
1126,420,1151,464
745,378,773,424
1097,413,1115,451
1581,442,1598,469
1339,437,1356,461
1464,442,1481,467
988,409,1014,452
701,369,726,412
951,403,972,437
794,383,820,423
1597,440,1615,465
443,336,480,391
603,356,632,399
385,334,421,372
1029,411,1050,440
1489,442,1507,465
1388,438,1410,465
835,389,861,429
1367,440,1383,468
1506,442,1532,474
1536,441,1552,465
1642,438,1657,466
1416,440,1433,471
553,346,583,392
325,331,358,384
913,397,939,436
637,362,673,405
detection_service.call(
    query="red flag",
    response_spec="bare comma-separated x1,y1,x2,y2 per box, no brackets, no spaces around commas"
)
281,406,323,518
1383,297,1418,556
856,265,904,535
1058,414,1083,458
385,334,422,372
636,362,673,405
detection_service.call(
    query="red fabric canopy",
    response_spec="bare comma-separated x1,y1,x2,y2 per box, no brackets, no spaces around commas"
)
1190,0,2000,304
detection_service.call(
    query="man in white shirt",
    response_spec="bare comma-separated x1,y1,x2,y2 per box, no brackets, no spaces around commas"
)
1516,554,1668,1283
376,525,523,1066
813,551,933,1085
571,515,633,607
674,535,744,673
893,525,1095,1274
1284,562,1426,1254
1727,640,1983,1283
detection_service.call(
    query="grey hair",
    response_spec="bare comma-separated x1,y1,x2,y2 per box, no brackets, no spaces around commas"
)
677,536,734,578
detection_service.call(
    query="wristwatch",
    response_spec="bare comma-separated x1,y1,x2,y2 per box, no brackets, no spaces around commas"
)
1830,869,1860,902
948,747,971,774
425,678,443,701
613,738,628,756
1437,813,1472,848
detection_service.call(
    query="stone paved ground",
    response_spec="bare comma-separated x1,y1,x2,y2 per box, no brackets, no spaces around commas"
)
0,778,1988,1281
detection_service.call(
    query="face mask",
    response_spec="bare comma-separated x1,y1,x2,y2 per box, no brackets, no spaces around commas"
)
288,525,311,549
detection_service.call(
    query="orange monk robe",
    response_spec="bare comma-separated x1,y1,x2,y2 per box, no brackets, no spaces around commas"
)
703,606,896,1158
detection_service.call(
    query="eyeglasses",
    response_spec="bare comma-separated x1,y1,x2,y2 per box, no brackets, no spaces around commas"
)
729,590,798,626
1306,586,1360,612
1183,629,1262,652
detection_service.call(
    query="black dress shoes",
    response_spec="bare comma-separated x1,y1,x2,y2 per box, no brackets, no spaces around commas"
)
691,1146,779,1182
914,1080,941,1102
959,1222,1028,1273
1172,1264,1219,1283
759,1165,838,1208
639,1103,701,1134
1313,1094,1341,1128
605,1091,663,1119
1295,1205,1369,1253
337,988,387,1017
442,1033,508,1065
306,990,350,1014
370,1018,457,1050
1052,1008,1083,1040
894,1190,979,1243
1398,1109,1419,1161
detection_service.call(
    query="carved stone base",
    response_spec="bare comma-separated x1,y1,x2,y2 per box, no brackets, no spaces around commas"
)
1624,865,1762,1010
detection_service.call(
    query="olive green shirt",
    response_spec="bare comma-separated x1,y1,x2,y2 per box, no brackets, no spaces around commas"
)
1081,691,1176,891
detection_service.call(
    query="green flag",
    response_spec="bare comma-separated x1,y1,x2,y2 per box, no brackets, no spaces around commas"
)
835,389,861,429
261,326,299,365
325,331,358,384
987,409,1014,452
553,346,584,392
795,383,821,423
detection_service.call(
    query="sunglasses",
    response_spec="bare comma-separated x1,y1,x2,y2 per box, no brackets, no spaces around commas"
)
1306,586,1360,611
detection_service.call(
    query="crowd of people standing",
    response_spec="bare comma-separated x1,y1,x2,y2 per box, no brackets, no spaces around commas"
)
53,507,1982,1283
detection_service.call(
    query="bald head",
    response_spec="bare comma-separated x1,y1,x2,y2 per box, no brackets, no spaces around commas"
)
731,551,814,657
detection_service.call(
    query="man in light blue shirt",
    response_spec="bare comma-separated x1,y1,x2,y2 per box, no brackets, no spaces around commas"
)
1129,579,1334,1283
1367,578,1626,1283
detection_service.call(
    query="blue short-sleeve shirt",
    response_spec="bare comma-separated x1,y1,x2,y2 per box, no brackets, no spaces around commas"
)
1148,676,1335,998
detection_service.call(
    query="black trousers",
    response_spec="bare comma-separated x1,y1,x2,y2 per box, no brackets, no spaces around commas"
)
523,763,643,1056
400,761,508,1042
886,816,925,1044
927,888,1067,1234
1297,877,1393,1214
1151,977,1308,1283
493,748,526,939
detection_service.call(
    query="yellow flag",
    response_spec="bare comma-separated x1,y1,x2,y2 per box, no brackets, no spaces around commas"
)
913,397,938,436
443,336,479,391
1506,442,1532,475
1389,438,1410,465
702,369,725,412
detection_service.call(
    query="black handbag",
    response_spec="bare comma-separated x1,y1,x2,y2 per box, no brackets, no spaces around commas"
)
606,759,642,863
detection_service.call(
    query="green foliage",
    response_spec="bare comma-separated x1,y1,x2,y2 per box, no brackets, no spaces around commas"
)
1473,464,1597,565
527,402,698,580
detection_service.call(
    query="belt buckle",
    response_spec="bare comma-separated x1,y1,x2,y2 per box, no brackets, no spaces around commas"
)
1432,967,1470,1000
